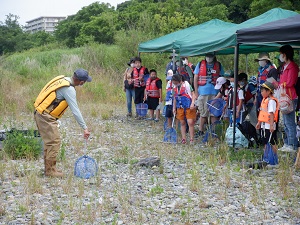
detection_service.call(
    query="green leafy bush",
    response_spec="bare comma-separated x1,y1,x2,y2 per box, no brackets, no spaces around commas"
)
3,130,42,160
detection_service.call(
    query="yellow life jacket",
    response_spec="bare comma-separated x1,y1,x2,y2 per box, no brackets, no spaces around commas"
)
34,75,71,119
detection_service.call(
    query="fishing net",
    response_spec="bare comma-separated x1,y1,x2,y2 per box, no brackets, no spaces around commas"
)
136,103,148,117
163,116,177,144
74,141,98,179
206,98,226,117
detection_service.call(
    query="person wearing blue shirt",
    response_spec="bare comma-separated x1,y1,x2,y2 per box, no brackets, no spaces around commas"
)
194,53,224,136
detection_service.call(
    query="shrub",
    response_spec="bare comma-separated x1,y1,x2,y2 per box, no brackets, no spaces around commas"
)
3,129,42,160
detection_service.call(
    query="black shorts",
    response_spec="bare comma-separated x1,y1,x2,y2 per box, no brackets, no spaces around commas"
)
147,97,159,110
260,129,277,145
165,105,173,118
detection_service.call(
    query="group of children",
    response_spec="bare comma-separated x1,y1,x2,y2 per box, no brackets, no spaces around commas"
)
124,57,281,156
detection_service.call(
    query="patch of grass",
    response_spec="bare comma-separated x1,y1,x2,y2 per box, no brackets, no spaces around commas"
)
150,185,164,196
228,148,261,163
3,129,42,160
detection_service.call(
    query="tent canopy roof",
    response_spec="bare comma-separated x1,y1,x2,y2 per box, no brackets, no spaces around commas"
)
236,14,300,46
138,19,235,53
179,8,298,56
139,8,298,56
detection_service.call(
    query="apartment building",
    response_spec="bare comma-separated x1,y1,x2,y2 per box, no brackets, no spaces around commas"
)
26,16,66,33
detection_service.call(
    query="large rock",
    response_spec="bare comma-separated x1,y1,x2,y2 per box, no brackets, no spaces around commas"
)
135,156,160,167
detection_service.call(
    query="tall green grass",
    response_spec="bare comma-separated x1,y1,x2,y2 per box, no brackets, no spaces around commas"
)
0,42,168,116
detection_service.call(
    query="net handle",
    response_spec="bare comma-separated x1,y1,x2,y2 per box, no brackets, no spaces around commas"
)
84,139,87,155
206,102,220,110
171,114,176,128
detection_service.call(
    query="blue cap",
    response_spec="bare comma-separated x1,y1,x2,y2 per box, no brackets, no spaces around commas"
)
74,68,92,82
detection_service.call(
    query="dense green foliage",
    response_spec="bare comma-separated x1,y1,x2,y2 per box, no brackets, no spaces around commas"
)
0,0,299,53
3,129,42,159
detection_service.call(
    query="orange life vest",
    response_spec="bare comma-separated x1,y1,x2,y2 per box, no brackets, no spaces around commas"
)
198,60,220,86
133,67,146,87
146,78,161,98
258,96,279,123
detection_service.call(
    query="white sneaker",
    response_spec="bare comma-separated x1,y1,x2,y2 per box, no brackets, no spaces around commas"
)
278,144,296,153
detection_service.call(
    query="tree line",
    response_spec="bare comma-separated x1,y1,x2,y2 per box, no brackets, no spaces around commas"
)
1,0,299,54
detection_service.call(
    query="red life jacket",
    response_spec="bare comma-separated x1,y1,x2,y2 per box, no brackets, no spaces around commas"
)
146,78,161,98
198,60,220,86
173,82,192,109
177,67,190,82
188,63,194,71
241,83,256,104
133,67,146,87
258,96,279,123
258,64,275,84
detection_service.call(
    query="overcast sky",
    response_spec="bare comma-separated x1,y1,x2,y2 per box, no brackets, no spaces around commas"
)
0,0,126,26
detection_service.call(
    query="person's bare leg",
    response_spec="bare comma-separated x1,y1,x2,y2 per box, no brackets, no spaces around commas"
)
149,109,154,119
199,117,207,132
210,116,217,125
155,109,160,120
188,119,195,141
180,120,187,141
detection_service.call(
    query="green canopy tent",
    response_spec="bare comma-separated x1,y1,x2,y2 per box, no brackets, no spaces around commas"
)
138,19,236,54
178,8,298,56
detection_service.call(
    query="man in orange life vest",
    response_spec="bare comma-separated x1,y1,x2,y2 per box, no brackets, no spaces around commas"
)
254,52,278,115
193,53,224,136
131,57,149,117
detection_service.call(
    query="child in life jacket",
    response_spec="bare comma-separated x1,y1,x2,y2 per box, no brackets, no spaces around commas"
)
214,77,231,121
255,81,279,155
165,70,175,127
144,69,162,121
172,74,196,144
227,73,245,125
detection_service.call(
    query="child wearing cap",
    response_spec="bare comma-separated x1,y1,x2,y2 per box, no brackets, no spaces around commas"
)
214,77,230,121
256,81,279,157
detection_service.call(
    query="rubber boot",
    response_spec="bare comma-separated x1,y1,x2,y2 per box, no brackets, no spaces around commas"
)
45,160,64,178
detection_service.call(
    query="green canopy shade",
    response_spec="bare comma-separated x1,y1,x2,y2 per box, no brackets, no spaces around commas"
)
179,8,298,56
138,19,236,53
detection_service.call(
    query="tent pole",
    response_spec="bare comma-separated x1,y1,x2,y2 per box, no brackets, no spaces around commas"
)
245,54,248,74
233,44,240,148
138,52,141,57
172,49,176,72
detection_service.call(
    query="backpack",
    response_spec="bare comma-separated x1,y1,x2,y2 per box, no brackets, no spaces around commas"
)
237,121,259,148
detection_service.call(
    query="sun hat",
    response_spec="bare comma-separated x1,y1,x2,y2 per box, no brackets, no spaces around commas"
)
261,81,275,93
127,57,135,66
74,68,92,82
255,52,271,62
215,77,227,90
